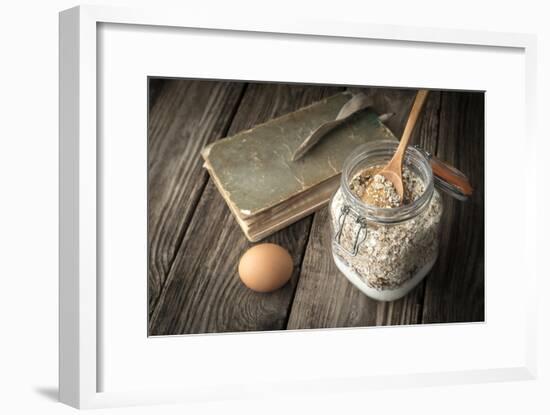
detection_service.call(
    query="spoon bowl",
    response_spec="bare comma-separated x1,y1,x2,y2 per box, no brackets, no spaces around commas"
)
377,89,429,201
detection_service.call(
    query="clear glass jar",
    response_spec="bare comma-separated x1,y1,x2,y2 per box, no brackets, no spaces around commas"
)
329,140,443,301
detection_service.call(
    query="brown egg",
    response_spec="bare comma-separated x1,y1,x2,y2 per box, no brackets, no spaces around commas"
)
238,243,294,293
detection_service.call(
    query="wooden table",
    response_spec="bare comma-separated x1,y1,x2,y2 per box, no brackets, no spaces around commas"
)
147,79,485,335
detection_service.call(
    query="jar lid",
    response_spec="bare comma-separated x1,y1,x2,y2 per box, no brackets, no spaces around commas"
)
413,145,473,201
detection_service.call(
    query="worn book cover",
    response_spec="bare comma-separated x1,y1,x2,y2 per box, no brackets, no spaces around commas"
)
201,91,396,241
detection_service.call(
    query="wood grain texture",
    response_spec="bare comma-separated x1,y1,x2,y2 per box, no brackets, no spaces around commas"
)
148,78,166,111
286,88,444,329
148,80,246,314
149,83,343,335
148,82,485,335
421,91,485,323
348,87,416,137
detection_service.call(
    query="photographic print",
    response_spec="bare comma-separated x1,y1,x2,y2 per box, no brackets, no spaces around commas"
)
147,79,484,336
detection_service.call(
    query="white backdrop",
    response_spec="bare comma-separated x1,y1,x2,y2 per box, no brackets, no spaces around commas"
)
1,0,548,414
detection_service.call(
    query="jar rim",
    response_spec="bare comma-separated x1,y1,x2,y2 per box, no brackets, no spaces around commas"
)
340,140,434,223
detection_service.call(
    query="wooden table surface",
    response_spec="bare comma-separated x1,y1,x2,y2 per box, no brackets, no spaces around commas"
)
147,79,485,335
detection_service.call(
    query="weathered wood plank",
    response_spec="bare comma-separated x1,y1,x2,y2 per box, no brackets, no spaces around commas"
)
149,83,343,335
287,89,443,329
148,78,165,111
148,80,246,315
421,91,485,323
347,87,416,137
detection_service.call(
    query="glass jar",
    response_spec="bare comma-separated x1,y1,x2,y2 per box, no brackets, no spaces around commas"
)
329,140,443,301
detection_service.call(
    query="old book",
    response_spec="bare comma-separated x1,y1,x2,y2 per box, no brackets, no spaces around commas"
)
201,92,396,242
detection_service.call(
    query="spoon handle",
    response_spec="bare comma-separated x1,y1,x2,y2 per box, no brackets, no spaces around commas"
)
390,89,429,169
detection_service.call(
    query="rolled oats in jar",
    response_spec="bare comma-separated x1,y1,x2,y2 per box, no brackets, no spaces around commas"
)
329,140,443,301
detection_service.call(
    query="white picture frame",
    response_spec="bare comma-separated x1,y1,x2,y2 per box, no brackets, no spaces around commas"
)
59,4,538,409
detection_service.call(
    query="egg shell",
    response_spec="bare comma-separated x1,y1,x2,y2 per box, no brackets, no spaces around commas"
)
238,243,294,293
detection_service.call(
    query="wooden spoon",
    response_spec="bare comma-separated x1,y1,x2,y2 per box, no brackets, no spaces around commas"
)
378,89,429,201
